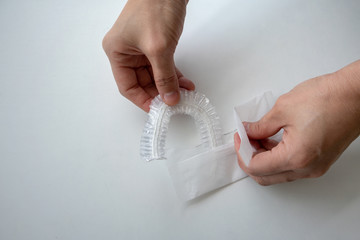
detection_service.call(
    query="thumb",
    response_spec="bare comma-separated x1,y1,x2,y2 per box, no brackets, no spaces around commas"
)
148,54,180,106
244,108,283,140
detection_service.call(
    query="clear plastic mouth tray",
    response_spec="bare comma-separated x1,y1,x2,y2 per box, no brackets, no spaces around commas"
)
140,89,278,201
140,89,223,162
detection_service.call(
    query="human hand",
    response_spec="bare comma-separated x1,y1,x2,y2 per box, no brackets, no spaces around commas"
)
102,0,194,112
234,60,360,185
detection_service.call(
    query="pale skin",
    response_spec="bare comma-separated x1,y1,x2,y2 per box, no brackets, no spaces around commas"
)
103,0,360,185
234,61,360,185
103,0,193,112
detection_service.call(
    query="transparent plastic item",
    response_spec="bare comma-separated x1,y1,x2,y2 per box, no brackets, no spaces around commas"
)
140,89,223,161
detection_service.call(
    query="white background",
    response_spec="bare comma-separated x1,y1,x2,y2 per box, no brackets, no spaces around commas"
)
1,0,360,239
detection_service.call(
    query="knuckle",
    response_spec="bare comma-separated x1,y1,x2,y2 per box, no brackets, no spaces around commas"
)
310,168,327,178
155,75,177,87
102,32,113,54
296,158,311,169
117,86,126,96
293,144,321,170
102,32,124,59
285,175,296,183
255,176,270,186
248,121,261,134
117,82,137,97
253,122,261,132
276,93,290,106
145,37,174,57
273,94,290,113
246,166,257,176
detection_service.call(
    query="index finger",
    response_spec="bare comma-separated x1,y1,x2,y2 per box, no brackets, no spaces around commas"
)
234,132,292,176
247,140,292,176
110,63,153,112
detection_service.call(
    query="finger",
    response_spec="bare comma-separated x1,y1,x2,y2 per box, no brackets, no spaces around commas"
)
234,132,241,151
251,170,301,186
138,66,194,98
110,63,152,112
147,54,180,106
179,78,196,91
136,67,158,98
249,139,264,152
247,142,292,176
234,132,249,173
235,129,289,177
244,107,284,140
235,132,268,174
259,138,279,150
235,132,266,154
176,67,195,91
137,66,194,96
136,66,152,87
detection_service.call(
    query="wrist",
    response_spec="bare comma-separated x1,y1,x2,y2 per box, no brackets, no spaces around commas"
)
344,60,360,100
336,60,360,106
334,60,360,135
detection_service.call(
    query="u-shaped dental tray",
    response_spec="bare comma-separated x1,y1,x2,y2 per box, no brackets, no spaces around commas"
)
140,89,223,162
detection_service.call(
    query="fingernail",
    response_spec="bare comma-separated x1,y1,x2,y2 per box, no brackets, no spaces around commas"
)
164,91,179,105
234,132,241,151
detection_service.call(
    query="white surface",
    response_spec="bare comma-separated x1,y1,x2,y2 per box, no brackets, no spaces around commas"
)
1,0,360,239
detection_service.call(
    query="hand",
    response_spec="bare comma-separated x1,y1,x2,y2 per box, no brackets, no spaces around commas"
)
102,0,194,112
234,60,360,186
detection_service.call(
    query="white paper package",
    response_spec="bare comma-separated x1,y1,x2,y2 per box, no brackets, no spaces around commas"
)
167,135,247,201
140,90,278,201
